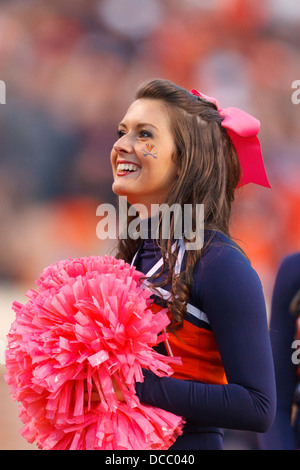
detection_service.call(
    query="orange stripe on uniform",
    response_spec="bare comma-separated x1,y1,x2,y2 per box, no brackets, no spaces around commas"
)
168,322,227,384
152,303,227,385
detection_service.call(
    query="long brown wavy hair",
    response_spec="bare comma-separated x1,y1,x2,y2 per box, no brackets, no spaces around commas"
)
114,78,241,332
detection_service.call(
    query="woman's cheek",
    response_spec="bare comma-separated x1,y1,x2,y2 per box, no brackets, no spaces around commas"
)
140,143,159,160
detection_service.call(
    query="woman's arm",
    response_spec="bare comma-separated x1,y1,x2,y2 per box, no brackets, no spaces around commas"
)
135,242,276,433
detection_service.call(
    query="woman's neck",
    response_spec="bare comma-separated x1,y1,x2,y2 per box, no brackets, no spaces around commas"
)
139,212,160,241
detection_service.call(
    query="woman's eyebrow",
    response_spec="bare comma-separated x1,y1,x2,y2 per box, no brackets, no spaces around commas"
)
118,121,158,130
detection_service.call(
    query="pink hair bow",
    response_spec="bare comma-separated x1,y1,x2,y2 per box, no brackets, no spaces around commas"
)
191,89,271,189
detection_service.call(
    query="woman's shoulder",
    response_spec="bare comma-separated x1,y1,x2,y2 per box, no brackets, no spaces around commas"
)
191,230,261,292
277,252,300,278
190,230,265,314
272,252,300,303
199,230,251,269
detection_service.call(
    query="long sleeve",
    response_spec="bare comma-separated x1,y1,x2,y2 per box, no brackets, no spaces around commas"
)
135,235,276,434
258,253,300,449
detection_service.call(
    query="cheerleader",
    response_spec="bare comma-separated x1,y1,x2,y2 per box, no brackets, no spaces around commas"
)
109,78,276,450
258,253,300,450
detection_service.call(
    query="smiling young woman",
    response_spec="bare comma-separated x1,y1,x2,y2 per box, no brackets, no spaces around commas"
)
109,78,276,450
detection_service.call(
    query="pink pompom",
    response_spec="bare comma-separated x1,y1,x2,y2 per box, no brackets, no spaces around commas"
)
5,255,185,450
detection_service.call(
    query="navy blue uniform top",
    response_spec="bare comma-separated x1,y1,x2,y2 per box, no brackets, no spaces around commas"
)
258,253,300,450
133,225,276,450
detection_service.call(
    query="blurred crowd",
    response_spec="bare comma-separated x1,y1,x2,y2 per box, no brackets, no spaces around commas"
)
0,0,300,449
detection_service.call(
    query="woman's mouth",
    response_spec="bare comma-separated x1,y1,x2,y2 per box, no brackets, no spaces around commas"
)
116,162,141,176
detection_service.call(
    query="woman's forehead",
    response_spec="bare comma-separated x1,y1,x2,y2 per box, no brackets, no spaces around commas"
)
120,98,170,129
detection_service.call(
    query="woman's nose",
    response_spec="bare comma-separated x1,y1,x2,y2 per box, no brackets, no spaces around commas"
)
113,134,132,154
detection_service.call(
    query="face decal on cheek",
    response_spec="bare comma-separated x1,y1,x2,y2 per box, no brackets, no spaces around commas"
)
143,143,158,159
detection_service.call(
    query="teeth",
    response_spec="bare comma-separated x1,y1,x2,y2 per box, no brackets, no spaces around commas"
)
117,163,140,172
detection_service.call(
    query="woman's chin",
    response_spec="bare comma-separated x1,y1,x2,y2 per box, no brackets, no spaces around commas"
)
112,180,125,194
112,181,133,199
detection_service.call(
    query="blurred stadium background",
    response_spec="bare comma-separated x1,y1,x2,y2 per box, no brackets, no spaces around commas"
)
0,0,299,450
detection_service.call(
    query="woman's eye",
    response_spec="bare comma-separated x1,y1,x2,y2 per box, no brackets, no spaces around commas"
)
116,129,152,139
117,129,126,138
139,130,152,138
